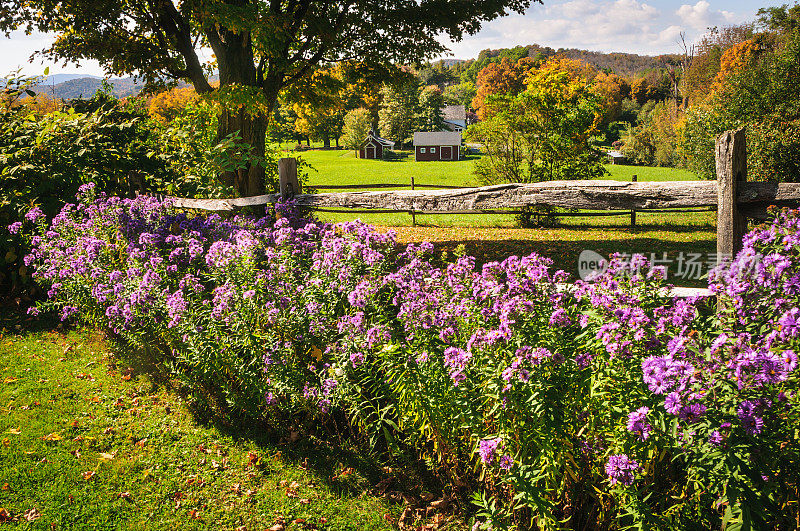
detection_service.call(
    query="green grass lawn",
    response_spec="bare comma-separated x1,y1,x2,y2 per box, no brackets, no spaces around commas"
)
0,325,409,530
275,149,716,285
285,148,708,228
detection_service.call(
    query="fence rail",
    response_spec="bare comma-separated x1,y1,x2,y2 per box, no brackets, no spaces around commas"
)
167,128,800,271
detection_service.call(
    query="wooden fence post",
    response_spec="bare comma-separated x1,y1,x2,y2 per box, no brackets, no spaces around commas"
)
279,158,300,198
630,174,637,226
410,175,416,227
715,128,747,266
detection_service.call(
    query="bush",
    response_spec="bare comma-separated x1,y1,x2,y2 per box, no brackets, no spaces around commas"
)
21,190,800,529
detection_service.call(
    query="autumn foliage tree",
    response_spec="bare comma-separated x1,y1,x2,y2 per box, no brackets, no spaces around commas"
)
0,0,535,196
471,57,539,119
469,57,606,185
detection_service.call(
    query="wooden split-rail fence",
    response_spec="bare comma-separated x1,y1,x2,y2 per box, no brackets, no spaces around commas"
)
169,129,800,298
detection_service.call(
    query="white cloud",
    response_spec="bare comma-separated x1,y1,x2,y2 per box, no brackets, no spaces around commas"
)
676,1,735,32
441,0,759,60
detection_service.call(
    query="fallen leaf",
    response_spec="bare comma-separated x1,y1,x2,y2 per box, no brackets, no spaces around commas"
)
299,498,310,504
69,420,79,428
7,428,20,435
267,525,285,531
119,492,132,501
246,451,259,467
42,432,62,442
188,509,200,519
289,481,300,490
98,452,115,461
1,483,8,491
71,449,81,459
0,508,12,522
3,377,17,384
23,507,41,521
81,471,96,481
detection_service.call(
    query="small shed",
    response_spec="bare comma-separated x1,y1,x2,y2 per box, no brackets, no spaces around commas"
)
359,130,395,159
607,150,626,165
413,131,462,161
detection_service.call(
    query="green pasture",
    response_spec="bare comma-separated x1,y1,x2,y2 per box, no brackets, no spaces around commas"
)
288,148,706,228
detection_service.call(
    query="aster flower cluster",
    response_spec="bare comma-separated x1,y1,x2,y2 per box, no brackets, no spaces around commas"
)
16,191,800,528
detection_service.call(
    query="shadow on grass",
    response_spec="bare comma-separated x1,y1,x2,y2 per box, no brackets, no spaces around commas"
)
97,329,450,506
427,236,717,288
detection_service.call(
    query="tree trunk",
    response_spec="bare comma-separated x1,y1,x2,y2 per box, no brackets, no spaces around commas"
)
211,29,279,198
323,136,331,148
217,109,267,197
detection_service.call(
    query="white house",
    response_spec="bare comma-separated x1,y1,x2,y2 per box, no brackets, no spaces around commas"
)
442,105,467,132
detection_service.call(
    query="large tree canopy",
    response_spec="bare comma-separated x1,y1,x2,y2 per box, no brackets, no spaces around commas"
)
0,0,535,196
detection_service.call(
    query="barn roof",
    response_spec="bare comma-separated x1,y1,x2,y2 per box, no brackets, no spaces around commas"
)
442,105,466,121
360,130,395,148
413,131,462,146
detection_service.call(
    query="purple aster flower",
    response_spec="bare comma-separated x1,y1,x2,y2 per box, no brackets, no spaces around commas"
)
7,222,22,234
664,392,682,415
708,430,724,446
605,454,639,486
24,206,45,223
626,406,652,440
478,437,501,466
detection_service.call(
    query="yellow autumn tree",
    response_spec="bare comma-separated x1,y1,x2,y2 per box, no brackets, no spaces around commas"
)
148,87,199,123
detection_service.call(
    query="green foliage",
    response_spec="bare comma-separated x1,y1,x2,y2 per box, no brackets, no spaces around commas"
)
443,82,477,109
621,100,681,167
341,108,373,150
468,70,607,185
378,82,418,148
682,29,800,181
416,85,445,132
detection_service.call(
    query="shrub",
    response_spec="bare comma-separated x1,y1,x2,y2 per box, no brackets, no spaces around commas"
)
20,191,800,529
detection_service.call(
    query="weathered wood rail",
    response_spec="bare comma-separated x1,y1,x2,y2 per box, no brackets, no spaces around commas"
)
171,179,800,213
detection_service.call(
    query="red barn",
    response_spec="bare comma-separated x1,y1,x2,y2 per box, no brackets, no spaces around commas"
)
413,131,462,161
358,130,395,159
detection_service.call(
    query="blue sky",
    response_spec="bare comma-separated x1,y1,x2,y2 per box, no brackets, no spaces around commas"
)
0,0,786,77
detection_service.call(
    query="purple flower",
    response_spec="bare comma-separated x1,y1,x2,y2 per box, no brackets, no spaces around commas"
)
626,406,652,440
24,206,45,223
737,399,768,436
678,402,707,424
478,437,501,465
7,222,22,234
350,351,365,368
498,454,514,471
605,454,639,486
664,392,682,415
708,430,724,446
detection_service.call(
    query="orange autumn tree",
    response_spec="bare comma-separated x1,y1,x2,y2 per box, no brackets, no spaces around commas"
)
712,38,762,90
471,56,539,119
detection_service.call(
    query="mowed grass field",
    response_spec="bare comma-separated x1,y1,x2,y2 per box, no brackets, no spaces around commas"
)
282,148,717,285
0,326,409,529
